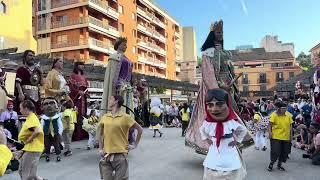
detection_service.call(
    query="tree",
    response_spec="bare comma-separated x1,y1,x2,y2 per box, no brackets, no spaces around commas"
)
155,86,166,94
296,52,312,70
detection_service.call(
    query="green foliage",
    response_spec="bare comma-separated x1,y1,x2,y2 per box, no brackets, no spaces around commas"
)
155,86,166,94
296,52,312,70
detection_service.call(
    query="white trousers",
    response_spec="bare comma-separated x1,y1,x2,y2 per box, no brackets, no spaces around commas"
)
255,130,267,149
88,132,96,147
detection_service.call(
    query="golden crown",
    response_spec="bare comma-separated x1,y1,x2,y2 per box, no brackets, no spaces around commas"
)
210,20,223,32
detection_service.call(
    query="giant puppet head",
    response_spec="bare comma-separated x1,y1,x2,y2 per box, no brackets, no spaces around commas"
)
205,88,237,122
200,20,223,51
42,97,60,117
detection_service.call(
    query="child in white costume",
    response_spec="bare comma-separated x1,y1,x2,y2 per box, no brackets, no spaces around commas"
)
200,89,247,180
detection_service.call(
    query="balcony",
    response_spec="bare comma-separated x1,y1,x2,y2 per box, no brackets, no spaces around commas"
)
88,38,114,54
175,31,181,38
153,30,166,43
88,16,119,38
137,24,153,36
52,17,87,29
51,39,87,52
137,56,166,69
137,40,154,51
149,43,166,56
88,0,119,20
137,6,153,21
51,0,85,9
152,16,166,29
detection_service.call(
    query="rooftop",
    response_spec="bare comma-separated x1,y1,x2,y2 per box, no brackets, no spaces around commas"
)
230,48,294,62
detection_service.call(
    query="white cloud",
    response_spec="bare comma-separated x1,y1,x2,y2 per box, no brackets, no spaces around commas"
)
240,0,248,15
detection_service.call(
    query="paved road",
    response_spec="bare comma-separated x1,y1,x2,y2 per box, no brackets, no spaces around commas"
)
2,128,319,180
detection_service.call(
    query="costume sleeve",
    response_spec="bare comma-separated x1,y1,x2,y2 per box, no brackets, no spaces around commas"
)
112,58,122,87
315,134,320,149
232,121,248,143
201,55,219,89
199,121,209,141
44,71,54,91
15,67,24,83
0,144,12,176
0,112,4,122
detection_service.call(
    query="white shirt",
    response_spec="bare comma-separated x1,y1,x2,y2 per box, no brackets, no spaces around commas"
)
200,119,247,171
41,113,64,135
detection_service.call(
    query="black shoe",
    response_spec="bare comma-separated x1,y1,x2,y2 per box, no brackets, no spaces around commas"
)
87,146,91,150
64,150,72,157
45,156,50,162
262,146,267,151
153,135,156,138
56,156,61,162
267,163,273,171
160,133,163,137
277,165,285,171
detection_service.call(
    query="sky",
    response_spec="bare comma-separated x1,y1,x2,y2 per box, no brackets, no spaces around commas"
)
154,0,320,57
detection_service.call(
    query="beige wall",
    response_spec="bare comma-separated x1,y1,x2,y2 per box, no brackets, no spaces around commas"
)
182,27,197,61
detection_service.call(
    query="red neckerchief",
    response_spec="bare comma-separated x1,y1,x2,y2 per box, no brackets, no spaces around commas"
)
204,97,238,148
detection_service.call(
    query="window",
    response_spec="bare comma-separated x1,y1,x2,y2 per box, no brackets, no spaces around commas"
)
132,46,136,54
271,63,279,67
118,5,123,14
0,1,6,14
57,34,67,43
276,72,284,82
56,15,68,23
289,72,294,78
132,30,136,37
38,0,46,11
132,13,135,20
119,23,124,32
242,74,249,84
259,73,267,83
260,84,267,91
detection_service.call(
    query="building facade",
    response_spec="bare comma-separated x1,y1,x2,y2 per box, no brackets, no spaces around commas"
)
232,48,302,94
0,0,37,52
176,26,197,83
310,43,320,66
33,0,182,80
260,35,295,57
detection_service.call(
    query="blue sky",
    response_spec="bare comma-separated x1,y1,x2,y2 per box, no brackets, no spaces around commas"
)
154,0,320,57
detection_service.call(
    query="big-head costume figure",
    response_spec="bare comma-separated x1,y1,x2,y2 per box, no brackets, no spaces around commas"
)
40,97,63,162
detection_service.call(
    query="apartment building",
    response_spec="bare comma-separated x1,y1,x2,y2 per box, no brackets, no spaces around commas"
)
232,48,302,93
33,0,182,80
0,0,37,52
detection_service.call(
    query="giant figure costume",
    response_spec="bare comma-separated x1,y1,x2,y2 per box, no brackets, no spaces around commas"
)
185,20,252,154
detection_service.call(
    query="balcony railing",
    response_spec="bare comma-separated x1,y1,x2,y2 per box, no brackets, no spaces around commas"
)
137,6,153,20
137,23,153,35
88,16,108,30
51,39,84,49
89,38,112,50
152,16,166,28
89,0,119,19
51,0,84,9
52,17,87,29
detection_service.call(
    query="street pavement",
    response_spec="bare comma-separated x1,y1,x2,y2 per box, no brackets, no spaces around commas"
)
2,128,319,180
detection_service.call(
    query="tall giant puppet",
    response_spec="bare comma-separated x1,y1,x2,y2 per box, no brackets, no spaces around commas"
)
14,50,44,114
185,20,248,154
100,37,133,115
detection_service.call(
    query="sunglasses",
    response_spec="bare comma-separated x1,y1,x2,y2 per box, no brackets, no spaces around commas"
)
43,101,56,106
